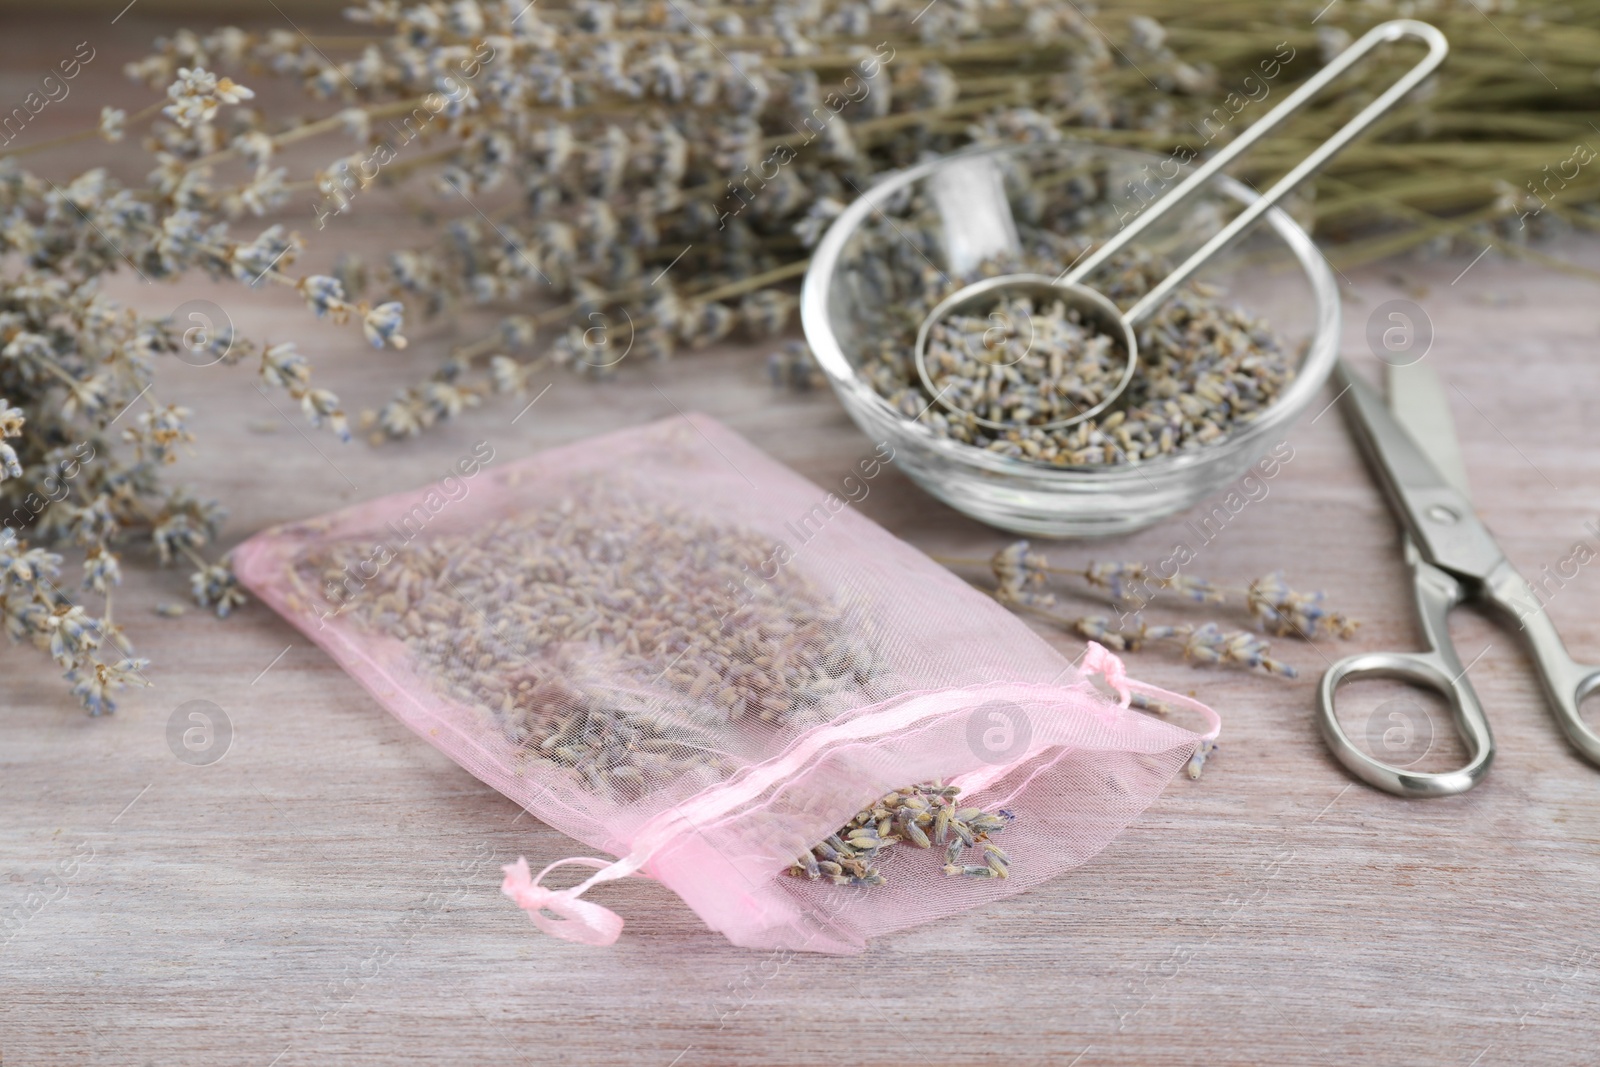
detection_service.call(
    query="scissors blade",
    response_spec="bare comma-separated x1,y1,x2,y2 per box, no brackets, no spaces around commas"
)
1387,360,1471,499
1333,359,1506,582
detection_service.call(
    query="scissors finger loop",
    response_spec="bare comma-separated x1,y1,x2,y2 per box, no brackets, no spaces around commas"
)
1317,650,1493,798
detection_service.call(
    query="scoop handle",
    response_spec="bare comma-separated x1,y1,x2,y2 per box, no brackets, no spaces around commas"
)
928,155,1022,276
1058,20,1449,324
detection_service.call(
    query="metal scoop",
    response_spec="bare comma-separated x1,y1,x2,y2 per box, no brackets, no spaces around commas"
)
913,19,1449,432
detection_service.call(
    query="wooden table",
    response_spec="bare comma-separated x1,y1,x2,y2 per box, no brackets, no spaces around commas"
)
4,14,1600,1067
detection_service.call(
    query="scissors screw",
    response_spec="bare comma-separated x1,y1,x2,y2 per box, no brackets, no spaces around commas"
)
1425,504,1460,525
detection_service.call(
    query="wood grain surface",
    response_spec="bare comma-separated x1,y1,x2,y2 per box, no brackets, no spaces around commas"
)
4,14,1600,1067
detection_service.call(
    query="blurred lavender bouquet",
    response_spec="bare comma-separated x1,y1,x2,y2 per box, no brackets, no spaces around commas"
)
1,0,1221,713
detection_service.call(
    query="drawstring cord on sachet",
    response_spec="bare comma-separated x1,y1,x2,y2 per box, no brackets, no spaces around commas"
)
500,855,642,946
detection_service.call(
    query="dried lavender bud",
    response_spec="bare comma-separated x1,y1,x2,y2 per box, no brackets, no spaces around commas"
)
288,487,887,795
1072,615,1127,651
1247,572,1360,639
766,340,824,392
1181,623,1296,678
1129,691,1179,716
1083,561,1151,605
786,782,1013,888
856,231,1296,466
991,540,1053,607
921,294,1126,429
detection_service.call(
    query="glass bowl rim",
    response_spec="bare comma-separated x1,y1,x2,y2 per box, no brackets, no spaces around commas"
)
799,140,1343,482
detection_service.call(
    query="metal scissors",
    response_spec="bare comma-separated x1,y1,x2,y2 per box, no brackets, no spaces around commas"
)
1317,358,1600,797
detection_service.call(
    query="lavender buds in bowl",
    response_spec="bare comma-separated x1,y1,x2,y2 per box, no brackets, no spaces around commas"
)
801,142,1340,538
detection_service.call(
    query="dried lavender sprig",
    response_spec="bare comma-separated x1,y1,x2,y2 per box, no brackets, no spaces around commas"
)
934,546,1310,679
0,526,151,716
0,102,165,161
939,542,1359,641
0,66,395,711
1073,614,1298,679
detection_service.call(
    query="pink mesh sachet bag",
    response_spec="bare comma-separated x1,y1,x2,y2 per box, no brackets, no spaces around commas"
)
233,415,1218,954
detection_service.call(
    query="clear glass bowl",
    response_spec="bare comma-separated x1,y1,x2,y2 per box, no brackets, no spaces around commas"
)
800,141,1341,539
